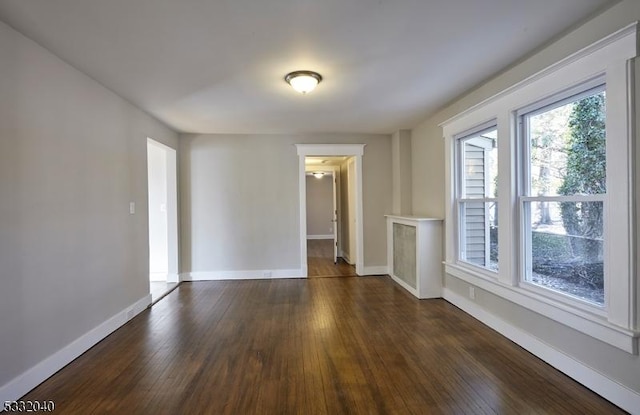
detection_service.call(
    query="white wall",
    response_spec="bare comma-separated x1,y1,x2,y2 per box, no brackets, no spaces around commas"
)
391,129,412,215
0,20,178,399
179,133,391,276
411,121,445,218
306,174,333,238
148,142,169,275
410,0,640,409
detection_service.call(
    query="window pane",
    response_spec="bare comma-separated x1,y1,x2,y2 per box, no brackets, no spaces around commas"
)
525,201,604,305
461,201,498,271
527,90,606,196
462,129,498,198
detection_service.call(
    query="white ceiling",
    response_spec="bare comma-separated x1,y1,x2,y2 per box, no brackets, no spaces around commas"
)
0,0,615,134
305,156,348,168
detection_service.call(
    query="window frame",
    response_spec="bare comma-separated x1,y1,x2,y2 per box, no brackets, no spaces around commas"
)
441,23,638,354
516,80,607,311
454,121,499,276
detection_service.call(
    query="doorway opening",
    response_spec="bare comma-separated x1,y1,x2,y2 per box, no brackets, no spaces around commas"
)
147,138,179,303
296,144,365,277
304,159,357,277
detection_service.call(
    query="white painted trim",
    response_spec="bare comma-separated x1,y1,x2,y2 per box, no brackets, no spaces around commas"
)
390,274,419,296
360,266,388,276
296,144,366,276
0,295,151,403
443,288,640,415
166,273,180,283
296,144,364,157
355,156,365,276
441,24,639,352
298,152,309,277
341,251,353,265
181,269,305,281
384,215,443,222
147,138,179,280
307,234,334,240
446,264,638,353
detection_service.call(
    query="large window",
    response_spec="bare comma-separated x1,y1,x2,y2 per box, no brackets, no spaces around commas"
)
442,24,637,353
455,124,498,272
519,82,606,306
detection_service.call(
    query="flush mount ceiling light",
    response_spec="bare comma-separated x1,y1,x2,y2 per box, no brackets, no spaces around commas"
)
285,70,322,94
312,172,325,179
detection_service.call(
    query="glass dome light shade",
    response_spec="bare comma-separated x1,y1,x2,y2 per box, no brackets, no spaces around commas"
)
285,71,322,94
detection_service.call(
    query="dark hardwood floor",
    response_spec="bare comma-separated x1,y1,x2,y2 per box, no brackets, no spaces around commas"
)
307,239,357,277
23,277,624,414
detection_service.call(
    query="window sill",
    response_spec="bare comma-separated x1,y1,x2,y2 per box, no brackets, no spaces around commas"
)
444,262,639,354
453,260,499,282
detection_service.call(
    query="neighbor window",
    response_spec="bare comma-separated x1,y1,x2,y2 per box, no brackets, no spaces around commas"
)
518,81,606,306
455,124,498,272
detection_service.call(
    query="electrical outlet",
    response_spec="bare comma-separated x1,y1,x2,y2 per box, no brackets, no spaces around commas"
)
469,286,476,300
263,271,272,278
127,309,134,319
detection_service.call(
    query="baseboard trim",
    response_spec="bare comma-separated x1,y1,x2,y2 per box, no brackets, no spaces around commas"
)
390,274,419,297
0,294,151,404
307,235,334,240
443,288,640,414
182,269,305,281
360,266,388,276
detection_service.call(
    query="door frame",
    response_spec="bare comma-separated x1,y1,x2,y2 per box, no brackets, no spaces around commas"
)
331,169,338,264
296,144,365,276
147,138,179,283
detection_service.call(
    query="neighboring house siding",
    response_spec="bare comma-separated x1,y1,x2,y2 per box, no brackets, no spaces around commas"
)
464,143,486,265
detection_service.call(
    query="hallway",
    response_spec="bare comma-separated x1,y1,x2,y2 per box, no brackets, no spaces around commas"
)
307,239,357,278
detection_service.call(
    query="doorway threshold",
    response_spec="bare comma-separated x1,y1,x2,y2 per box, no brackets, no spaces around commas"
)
150,281,180,305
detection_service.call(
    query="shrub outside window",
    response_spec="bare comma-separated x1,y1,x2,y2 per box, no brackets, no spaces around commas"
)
518,83,606,306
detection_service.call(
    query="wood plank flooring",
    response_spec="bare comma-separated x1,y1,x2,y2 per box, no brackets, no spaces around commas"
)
23,277,625,414
307,239,357,277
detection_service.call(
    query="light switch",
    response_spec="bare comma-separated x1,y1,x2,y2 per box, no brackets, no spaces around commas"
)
129,202,135,214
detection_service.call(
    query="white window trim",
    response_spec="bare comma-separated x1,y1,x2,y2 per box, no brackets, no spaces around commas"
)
441,23,638,354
